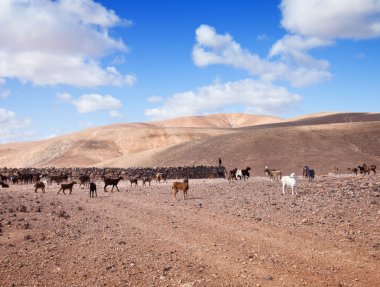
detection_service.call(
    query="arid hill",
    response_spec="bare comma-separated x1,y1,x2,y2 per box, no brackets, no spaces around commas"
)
0,112,379,175
149,113,283,128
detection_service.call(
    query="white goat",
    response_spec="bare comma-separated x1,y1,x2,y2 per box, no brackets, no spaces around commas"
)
281,173,297,195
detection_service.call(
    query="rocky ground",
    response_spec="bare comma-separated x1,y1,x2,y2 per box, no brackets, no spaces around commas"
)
0,174,379,287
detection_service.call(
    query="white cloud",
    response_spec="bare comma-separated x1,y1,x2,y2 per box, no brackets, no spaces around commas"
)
145,79,301,120
0,107,33,143
124,74,138,86
0,0,136,87
110,55,126,65
270,0,380,75
58,93,122,113
147,95,164,103
280,0,380,39
73,94,122,113
192,24,331,87
194,2,380,88
269,34,332,65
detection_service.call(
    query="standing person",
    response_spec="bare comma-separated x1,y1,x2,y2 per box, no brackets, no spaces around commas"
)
219,157,222,167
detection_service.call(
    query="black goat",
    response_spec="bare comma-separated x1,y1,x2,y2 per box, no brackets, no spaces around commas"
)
303,166,315,182
103,176,123,192
89,182,97,198
34,182,45,193
241,167,251,180
0,181,9,188
46,174,69,186
142,176,152,186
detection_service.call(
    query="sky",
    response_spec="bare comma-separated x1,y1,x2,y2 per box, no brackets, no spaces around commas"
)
1,0,380,143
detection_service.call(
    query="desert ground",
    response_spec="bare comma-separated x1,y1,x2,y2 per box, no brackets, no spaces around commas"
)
1,173,379,287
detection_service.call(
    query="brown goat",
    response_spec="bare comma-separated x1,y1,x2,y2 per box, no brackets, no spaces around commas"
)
226,168,237,182
358,164,377,175
363,164,376,174
348,167,358,175
57,181,77,195
34,181,45,193
129,177,138,187
172,178,189,200
264,167,282,181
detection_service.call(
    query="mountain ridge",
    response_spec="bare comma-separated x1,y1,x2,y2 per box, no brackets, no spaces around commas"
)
0,112,379,175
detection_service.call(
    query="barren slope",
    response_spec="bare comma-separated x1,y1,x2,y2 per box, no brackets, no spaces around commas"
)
137,121,380,175
150,113,283,128
0,126,233,168
0,112,379,172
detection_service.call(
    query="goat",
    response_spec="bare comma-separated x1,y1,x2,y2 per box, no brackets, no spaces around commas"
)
172,178,189,200
89,182,97,198
34,181,45,193
46,174,69,186
129,177,139,187
57,181,77,195
78,174,91,189
357,165,368,175
264,166,282,181
281,173,297,195
103,176,123,192
241,167,251,180
0,181,9,188
363,164,376,174
303,166,315,182
226,168,237,181
155,172,168,183
357,164,376,175
348,167,358,175
236,169,243,180
10,175,19,184
142,176,152,186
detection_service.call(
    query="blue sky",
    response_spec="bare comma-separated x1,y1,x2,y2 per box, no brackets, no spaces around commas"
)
1,0,380,143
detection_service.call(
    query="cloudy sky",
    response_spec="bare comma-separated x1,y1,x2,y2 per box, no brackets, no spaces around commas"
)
1,0,380,143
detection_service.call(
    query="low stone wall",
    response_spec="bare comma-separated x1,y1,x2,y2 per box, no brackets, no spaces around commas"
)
1,165,226,180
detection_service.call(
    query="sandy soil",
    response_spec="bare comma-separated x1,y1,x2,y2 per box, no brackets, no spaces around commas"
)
1,174,379,287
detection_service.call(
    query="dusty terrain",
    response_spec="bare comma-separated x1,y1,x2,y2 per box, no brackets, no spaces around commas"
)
1,173,379,286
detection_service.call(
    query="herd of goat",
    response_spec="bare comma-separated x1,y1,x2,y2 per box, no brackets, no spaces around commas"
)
0,163,377,199
225,163,376,195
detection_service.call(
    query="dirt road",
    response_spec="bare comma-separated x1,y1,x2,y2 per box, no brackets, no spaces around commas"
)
1,174,379,286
